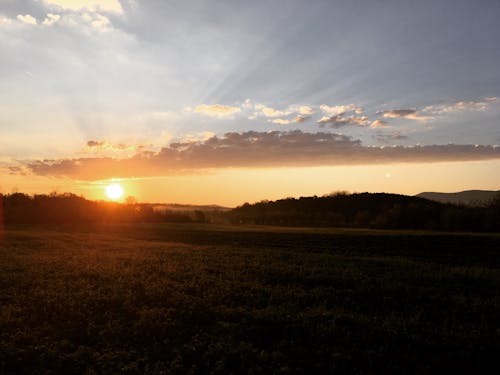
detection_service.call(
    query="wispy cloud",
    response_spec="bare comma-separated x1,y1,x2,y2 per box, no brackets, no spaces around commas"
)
194,104,241,118
380,109,433,122
424,97,499,115
82,140,153,156
268,115,311,125
22,131,500,180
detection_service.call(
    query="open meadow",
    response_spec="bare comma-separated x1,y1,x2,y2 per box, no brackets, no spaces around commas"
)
1,224,500,374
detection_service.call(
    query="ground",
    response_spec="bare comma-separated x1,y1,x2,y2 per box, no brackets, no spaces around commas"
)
1,224,500,374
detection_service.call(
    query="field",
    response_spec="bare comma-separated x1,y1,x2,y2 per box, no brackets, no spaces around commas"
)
1,224,500,374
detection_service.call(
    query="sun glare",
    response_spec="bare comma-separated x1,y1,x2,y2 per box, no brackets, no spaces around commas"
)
106,183,124,201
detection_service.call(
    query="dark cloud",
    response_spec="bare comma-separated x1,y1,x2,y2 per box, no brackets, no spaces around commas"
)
87,140,104,147
22,131,500,180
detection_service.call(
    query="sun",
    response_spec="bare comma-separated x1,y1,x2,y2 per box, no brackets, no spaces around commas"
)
106,183,124,201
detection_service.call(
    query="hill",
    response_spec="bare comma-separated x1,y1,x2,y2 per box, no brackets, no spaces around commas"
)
416,190,500,206
229,192,500,231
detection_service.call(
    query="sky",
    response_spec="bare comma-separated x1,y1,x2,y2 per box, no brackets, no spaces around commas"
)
1,0,499,206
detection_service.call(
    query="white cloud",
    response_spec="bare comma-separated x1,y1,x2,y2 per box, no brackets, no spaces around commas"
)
17,14,37,25
42,0,124,14
320,104,363,116
195,104,241,118
269,118,291,125
298,106,314,116
42,14,61,26
256,105,291,118
0,15,13,26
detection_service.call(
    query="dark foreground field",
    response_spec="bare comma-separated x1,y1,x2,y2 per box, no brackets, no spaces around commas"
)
1,224,500,374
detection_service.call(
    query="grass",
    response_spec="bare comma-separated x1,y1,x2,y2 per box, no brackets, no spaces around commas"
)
1,224,500,374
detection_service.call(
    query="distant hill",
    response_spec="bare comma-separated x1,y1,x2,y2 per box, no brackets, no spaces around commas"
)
229,192,500,231
416,190,500,206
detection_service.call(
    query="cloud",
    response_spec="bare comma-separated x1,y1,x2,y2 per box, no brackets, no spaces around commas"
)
298,106,314,116
320,104,363,116
16,14,37,25
195,104,241,118
269,118,291,125
255,105,292,118
294,115,310,123
0,15,13,26
22,131,500,180
83,140,152,156
424,97,499,114
375,131,408,143
81,12,111,30
42,13,61,26
248,103,314,120
42,0,124,14
267,115,310,125
317,114,370,128
181,131,216,142
380,109,432,122
370,119,389,128
6,11,113,32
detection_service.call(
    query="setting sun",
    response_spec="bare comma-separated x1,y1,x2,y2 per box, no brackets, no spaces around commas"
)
105,183,124,201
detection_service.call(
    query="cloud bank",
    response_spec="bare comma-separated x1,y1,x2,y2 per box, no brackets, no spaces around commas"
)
23,131,500,180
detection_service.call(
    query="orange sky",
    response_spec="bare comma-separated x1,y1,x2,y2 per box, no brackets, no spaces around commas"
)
2,160,499,207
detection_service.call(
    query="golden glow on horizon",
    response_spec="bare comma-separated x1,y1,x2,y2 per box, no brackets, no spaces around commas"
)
105,183,124,201
1,160,500,206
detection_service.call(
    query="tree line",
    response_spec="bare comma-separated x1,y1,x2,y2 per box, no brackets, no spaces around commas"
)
229,192,500,232
0,193,207,225
1,191,499,231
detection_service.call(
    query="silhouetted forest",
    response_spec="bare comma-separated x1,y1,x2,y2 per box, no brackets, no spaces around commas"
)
0,193,207,225
230,192,500,232
1,191,500,231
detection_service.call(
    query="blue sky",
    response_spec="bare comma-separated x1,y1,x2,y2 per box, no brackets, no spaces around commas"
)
0,0,499,203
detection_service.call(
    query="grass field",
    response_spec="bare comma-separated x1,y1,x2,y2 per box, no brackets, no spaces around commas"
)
1,224,500,374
